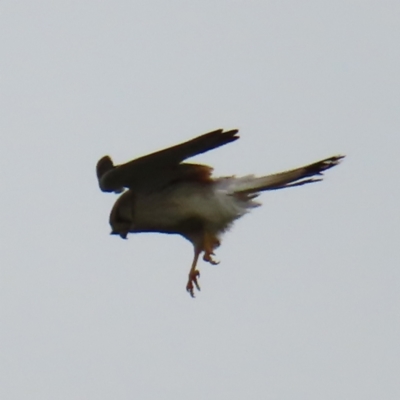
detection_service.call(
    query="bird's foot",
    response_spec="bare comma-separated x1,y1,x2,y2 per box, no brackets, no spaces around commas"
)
203,251,219,265
186,269,200,298
202,233,220,265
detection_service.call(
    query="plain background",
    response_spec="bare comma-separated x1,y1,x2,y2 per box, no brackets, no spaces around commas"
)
1,1,399,399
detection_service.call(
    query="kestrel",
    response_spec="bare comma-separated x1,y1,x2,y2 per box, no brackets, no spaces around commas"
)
96,129,344,297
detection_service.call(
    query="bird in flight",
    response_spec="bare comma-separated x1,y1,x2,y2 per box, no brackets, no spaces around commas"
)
96,129,344,297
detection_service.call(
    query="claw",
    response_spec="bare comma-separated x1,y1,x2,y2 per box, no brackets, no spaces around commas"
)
186,270,200,297
203,252,219,265
202,233,220,265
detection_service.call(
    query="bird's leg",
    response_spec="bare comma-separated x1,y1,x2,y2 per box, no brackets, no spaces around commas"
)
186,247,201,298
186,234,220,297
202,232,220,265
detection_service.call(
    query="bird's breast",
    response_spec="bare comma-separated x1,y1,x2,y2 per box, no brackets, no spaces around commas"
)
131,182,245,234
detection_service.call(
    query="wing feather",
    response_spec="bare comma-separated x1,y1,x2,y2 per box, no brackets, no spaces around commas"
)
97,129,239,193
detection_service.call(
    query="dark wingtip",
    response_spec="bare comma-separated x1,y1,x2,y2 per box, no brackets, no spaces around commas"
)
221,128,240,143
96,155,114,180
299,154,345,180
312,154,345,174
321,154,346,170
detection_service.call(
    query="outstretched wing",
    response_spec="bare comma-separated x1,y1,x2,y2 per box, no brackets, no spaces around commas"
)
232,155,345,194
97,128,239,193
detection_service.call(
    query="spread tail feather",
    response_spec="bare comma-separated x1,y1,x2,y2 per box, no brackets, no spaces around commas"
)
234,155,345,194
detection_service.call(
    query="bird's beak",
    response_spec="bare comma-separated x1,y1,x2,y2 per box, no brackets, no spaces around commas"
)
110,230,128,239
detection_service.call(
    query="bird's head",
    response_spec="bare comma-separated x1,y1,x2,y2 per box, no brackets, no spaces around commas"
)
109,191,135,240
109,216,131,240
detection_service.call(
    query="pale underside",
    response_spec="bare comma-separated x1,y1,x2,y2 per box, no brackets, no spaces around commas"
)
97,129,344,297
110,177,261,296
109,155,344,297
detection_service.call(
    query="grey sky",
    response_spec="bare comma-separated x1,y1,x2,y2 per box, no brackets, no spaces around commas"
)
1,1,399,399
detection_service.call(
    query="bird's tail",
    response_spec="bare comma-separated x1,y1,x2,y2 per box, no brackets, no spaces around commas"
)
232,155,345,195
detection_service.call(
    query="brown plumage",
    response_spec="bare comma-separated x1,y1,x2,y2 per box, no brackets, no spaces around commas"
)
96,129,344,297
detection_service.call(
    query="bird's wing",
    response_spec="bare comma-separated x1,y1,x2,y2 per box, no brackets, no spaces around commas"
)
232,155,345,194
97,128,239,193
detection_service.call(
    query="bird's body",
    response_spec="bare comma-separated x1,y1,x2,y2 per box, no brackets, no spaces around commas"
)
97,129,344,297
110,176,258,237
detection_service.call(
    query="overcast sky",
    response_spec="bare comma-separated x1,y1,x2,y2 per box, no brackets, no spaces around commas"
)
1,1,399,399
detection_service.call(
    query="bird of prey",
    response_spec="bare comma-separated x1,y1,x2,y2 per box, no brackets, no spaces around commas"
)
96,129,344,297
